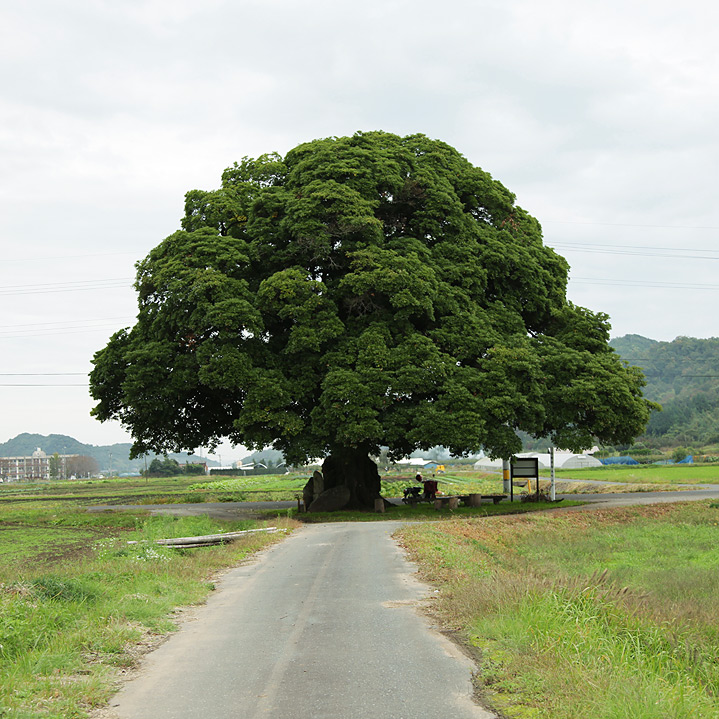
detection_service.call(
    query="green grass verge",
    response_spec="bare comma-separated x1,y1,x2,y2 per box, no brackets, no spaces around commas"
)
397,501,719,718
0,495,293,719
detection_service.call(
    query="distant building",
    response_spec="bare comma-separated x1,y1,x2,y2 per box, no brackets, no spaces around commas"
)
395,458,427,468
0,448,80,482
473,451,602,472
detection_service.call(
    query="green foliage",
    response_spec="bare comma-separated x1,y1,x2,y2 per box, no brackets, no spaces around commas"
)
146,457,180,476
611,334,719,446
91,132,654,464
145,457,206,477
48,452,60,479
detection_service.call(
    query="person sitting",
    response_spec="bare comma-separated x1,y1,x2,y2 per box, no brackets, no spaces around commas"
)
422,478,438,501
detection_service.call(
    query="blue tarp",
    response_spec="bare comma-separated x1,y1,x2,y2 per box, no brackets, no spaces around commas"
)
677,455,694,464
600,456,640,465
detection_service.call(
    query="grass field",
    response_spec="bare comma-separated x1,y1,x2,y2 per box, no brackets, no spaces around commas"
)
397,500,719,718
0,469,712,717
0,481,295,719
548,463,719,485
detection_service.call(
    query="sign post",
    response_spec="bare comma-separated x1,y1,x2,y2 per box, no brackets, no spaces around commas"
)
510,457,539,502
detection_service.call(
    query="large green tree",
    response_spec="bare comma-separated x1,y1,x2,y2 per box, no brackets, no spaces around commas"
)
90,132,654,508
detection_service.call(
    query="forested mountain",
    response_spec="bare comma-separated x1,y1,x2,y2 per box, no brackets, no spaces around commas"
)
0,433,214,474
610,335,719,446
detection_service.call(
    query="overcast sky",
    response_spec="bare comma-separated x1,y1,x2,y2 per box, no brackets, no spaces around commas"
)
2,0,717,459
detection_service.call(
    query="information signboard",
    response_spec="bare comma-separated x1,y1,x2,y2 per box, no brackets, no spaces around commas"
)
510,457,539,478
510,457,539,501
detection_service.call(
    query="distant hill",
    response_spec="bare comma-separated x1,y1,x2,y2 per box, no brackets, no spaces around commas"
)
610,335,719,446
0,433,215,474
609,334,660,360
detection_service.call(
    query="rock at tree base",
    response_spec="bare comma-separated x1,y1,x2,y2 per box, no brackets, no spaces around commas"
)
312,469,324,497
308,485,351,513
302,479,314,510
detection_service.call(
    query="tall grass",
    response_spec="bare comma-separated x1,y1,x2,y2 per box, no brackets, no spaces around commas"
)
398,501,719,718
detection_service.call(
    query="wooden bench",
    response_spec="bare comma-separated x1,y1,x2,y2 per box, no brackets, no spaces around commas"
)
458,493,507,506
434,496,461,509
434,494,508,509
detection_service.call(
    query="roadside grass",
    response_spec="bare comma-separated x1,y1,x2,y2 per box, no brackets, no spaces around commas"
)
397,501,719,718
0,494,297,719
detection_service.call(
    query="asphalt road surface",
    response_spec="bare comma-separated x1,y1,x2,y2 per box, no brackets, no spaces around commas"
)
556,486,719,509
108,522,493,719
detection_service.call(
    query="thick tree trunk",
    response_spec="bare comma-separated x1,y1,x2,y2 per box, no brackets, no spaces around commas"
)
320,448,382,509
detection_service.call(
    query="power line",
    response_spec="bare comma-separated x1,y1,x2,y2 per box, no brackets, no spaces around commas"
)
551,244,719,261
0,279,131,296
4,250,142,263
0,316,133,340
0,384,89,387
0,325,130,340
0,316,131,329
544,220,719,230
1,278,130,290
571,277,719,290
552,241,719,254
0,372,87,377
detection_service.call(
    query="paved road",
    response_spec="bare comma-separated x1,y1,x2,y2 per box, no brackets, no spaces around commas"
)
557,486,719,509
108,522,492,719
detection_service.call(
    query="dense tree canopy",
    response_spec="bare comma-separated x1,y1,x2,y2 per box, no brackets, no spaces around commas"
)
90,132,654,505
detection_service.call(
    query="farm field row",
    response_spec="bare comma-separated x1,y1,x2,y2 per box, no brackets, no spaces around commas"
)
550,463,719,484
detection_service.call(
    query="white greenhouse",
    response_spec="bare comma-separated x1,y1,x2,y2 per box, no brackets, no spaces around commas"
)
473,451,601,472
